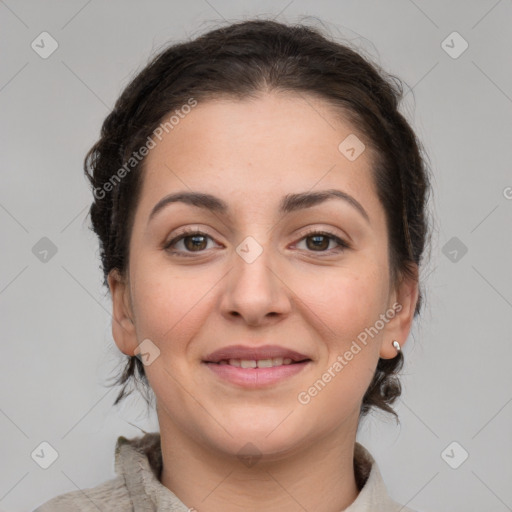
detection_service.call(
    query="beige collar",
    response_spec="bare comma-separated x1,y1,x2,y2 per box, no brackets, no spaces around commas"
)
114,432,411,511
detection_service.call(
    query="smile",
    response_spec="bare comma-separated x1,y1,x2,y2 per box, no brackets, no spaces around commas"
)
216,357,296,368
203,359,311,387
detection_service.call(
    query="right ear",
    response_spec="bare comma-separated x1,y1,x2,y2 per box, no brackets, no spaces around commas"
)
108,269,138,356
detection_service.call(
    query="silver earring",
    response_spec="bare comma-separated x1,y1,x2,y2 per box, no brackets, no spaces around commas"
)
392,340,401,353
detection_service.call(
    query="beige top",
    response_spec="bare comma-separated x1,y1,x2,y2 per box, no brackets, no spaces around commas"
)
34,432,417,511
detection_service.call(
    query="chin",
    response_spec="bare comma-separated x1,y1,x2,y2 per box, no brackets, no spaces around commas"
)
212,434,303,465
220,421,307,458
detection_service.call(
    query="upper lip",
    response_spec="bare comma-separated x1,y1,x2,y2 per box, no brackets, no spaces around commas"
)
204,344,311,363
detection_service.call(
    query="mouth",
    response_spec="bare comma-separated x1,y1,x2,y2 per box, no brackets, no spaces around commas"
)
202,345,312,388
203,344,311,365
207,357,311,368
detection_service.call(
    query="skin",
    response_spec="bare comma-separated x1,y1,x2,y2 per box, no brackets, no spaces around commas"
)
108,91,418,512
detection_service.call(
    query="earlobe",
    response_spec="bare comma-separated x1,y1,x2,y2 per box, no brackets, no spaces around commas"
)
108,269,138,356
379,267,419,359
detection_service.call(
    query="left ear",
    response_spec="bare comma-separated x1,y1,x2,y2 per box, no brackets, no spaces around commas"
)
379,265,419,359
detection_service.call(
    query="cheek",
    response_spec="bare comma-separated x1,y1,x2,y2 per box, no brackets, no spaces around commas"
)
298,265,388,342
294,272,385,421
129,267,213,408
129,262,213,352
292,266,387,403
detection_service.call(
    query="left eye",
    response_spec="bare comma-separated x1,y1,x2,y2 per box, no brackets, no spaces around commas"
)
294,231,349,253
164,230,349,256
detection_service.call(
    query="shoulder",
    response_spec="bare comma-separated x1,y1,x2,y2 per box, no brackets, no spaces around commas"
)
352,442,421,512
32,475,130,511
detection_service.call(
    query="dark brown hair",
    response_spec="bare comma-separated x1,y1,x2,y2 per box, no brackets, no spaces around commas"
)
85,18,431,421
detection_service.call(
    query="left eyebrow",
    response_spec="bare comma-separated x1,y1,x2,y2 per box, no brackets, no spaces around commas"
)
147,188,370,225
280,189,370,223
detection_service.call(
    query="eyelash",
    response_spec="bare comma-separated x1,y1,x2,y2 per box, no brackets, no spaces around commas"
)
164,228,350,258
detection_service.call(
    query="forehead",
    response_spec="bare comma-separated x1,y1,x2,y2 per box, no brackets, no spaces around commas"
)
137,92,379,217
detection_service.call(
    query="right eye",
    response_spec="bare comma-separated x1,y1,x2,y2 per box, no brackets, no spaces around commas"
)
164,230,220,256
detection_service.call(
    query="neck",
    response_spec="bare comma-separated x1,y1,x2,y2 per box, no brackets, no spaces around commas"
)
159,420,360,512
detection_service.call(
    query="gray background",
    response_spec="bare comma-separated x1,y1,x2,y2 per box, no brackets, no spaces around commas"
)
1,1,511,511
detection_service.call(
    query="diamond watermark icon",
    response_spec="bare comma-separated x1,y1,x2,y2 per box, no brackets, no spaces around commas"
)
236,236,263,264
237,442,262,468
442,236,468,263
32,237,58,263
441,31,468,59
134,338,161,366
338,134,366,162
31,32,59,59
31,441,59,469
441,441,469,469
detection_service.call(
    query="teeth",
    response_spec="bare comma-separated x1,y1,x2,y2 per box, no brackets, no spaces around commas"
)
240,359,256,368
256,359,273,368
224,357,295,368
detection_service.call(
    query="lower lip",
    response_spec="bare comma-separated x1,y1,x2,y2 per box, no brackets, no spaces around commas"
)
203,361,311,387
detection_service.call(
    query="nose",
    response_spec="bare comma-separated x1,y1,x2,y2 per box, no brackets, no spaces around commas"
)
219,237,292,327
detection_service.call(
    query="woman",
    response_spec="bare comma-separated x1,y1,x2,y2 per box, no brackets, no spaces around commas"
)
35,18,431,512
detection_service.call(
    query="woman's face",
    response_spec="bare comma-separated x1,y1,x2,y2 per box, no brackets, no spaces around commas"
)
109,92,417,458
